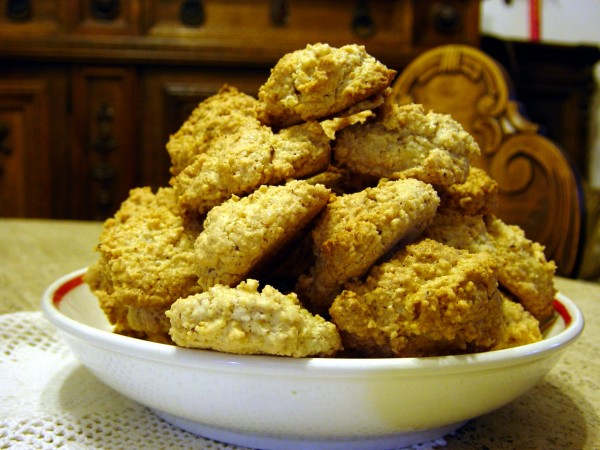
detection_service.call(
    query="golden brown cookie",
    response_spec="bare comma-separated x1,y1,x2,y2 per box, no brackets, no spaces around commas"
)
167,85,260,176
258,43,396,128
167,279,342,357
426,210,556,321
329,238,503,357
333,103,480,186
297,178,439,314
172,121,331,216
492,293,542,350
484,216,556,321
437,166,499,216
194,180,331,291
125,305,173,344
84,187,202,330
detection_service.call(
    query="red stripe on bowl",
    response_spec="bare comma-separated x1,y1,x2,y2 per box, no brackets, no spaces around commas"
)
53,274,85,306
553,299,572,326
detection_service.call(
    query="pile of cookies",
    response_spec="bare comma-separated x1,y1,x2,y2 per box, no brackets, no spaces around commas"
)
85,43,555,358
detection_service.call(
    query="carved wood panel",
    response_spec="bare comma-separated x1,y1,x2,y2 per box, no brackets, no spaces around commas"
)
0,80,51,217
71,66,137,220
0,1,481,220
391,45,585,277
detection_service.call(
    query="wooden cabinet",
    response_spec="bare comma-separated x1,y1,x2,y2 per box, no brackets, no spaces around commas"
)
0,0,480,219
0,65,69,217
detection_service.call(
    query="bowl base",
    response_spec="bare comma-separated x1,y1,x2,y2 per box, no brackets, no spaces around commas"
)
152,409,465,450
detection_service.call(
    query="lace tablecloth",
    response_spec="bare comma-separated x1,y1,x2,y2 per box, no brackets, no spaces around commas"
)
0,311,445,450
1,220,599,449
0,312,245,450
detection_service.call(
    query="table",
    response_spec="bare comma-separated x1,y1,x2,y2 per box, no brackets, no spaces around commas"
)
1,218,599,449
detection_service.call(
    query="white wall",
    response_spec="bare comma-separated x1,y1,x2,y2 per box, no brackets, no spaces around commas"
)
480,0,600,186
481,0,600,45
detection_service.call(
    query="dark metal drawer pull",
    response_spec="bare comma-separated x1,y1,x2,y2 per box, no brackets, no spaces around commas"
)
180,0,205,27
352,0,376,39
91,0,120,21
6,0,32,22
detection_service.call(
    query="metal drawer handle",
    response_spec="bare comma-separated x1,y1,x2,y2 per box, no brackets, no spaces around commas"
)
270,0,288,27
352,0,376,39
432,1,461,34
0,121,11,178
91,0,120,21
180,0,205,27
6,0,32,22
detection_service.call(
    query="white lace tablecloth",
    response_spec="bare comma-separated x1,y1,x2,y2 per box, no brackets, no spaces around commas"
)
0,312,445,450
0,312,244,450
2,220,599,449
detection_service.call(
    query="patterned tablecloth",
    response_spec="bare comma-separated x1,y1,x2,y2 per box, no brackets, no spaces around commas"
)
1,219,599,449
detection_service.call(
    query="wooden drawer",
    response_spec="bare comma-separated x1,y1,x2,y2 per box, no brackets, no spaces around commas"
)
0,67,69,217
0,0,141,37
145,0,413,43
0,0,68,36
143,0,480,68
0,1,480,69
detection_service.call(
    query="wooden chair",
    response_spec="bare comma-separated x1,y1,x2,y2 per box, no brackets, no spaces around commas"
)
390,44,586,278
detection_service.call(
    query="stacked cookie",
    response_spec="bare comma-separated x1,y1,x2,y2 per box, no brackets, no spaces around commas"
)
85,43,553,358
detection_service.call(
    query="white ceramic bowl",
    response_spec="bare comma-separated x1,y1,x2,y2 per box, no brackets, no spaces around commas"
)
42,268,584,450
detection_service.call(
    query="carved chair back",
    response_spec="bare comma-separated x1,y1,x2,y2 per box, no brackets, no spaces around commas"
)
391,44,585,277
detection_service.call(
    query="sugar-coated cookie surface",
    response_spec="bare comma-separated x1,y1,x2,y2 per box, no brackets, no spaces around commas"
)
167,279,342,357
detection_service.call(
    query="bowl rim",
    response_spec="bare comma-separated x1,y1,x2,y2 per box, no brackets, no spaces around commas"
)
41,267,585,378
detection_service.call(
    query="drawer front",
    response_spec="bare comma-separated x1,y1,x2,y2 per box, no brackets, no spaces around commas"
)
0,80,52,217
143,0,480,68
71,66,137,220
0,0,141,37
70,0,143,35
0,0,68,35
